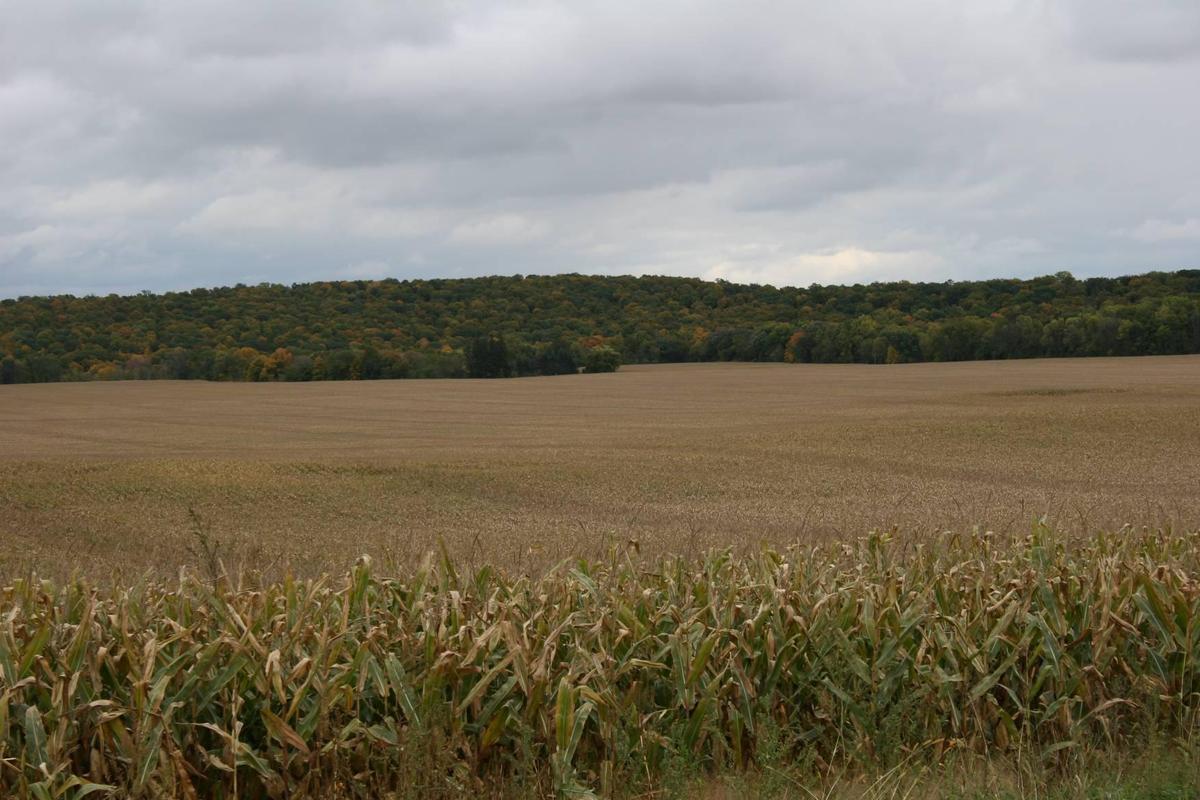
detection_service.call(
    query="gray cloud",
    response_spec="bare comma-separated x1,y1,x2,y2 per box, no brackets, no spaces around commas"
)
1059,0,1200,62
1,0,1198,297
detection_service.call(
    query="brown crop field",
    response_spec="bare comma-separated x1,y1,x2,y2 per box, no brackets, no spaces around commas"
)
1,356,1198,581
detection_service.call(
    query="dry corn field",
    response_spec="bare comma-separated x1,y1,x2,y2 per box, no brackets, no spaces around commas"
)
3,529,1200,798
5,357,1200,798
1,357,1199,581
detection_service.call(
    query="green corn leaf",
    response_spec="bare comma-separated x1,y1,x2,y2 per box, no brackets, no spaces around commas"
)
24,705,48,767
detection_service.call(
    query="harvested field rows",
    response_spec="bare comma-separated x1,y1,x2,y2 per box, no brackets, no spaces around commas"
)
1,357,1198,579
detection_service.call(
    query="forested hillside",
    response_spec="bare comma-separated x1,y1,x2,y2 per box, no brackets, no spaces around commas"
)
2,270,1198,383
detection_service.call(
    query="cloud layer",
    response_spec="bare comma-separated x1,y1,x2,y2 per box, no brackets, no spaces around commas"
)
2,0,1198,296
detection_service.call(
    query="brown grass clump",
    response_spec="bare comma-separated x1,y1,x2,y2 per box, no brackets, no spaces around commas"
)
2,357,1199,580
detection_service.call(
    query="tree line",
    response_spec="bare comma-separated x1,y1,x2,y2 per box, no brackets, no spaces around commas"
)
1,270,1198,383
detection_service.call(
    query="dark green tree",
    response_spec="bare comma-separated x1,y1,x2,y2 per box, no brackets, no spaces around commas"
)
467,334,511,378
353,347,384,380
536,338,579,375
583,345,621,373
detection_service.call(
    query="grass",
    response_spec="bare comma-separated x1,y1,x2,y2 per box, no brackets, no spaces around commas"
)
2,357,1199,580
696,742,1200,798
3,526,1200,798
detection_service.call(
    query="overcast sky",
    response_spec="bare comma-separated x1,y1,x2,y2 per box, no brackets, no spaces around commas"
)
2,1,1198,297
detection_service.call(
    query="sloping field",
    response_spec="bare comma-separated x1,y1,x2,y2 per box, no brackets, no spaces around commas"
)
1,357,1198,579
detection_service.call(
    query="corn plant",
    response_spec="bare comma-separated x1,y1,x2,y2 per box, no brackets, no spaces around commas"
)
3,525,1200,798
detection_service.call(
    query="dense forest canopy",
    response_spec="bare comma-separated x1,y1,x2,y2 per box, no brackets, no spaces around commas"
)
2,270,1198,383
